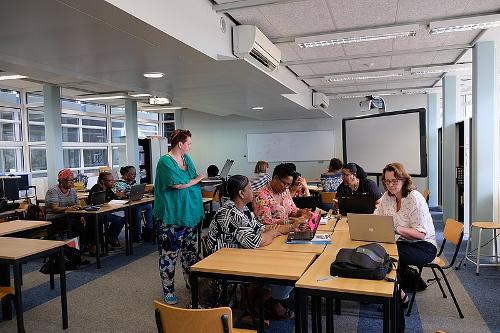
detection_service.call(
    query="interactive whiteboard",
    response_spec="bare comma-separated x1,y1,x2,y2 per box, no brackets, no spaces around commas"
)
247,130,334,162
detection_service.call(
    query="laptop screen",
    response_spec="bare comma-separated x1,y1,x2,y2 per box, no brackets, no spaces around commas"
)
307,212,320,231
219,159,234,179
338,195,375,215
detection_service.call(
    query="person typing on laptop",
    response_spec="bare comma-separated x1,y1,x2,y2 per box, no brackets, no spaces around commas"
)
374,162,437,304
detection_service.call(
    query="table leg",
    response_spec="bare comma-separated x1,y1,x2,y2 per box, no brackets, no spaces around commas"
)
13,263,24,333
190,273,198,309
311,296,317,333
49,255,55,290
326,298,333,333
95,215,101,269
300,293,308,333
294,288,301,333
335,298,341,315
59,247,68,329
124,207,130,256
383,299,390,333
0,263,12,320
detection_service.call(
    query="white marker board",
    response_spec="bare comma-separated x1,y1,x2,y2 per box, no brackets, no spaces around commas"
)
247,130,334,162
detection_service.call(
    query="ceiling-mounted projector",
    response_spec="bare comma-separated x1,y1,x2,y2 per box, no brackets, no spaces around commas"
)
360,95,386,113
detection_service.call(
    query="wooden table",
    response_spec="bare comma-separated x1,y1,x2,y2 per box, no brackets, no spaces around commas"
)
0,220,51,237
256,234,330,254
191,248,316,332
295,229,398,333
0,237,67,332
317,217,340,232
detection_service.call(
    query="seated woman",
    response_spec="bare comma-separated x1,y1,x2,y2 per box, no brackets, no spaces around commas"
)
115,166,154,242
374,162,437,303
208,175,302,319
253,163,310,226
336,163,383,204
289,172,310,198
250,160,271,192
321,158,343,192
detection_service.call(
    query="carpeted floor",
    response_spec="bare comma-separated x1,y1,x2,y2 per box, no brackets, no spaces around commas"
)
1,211,500,332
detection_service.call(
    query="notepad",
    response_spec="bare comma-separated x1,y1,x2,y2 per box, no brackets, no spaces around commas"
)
108,199,129,205
320,217,329,225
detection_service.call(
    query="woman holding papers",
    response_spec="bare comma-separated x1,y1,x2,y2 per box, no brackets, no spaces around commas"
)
153,129,205,305
374,162,437,302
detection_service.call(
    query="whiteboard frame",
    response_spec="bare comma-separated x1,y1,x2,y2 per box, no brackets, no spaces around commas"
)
342,108,427,177
247,130,334,162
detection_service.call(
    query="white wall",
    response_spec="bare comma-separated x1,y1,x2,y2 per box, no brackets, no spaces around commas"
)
182,93,428,189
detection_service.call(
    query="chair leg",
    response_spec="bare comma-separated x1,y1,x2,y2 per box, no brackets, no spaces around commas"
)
406,266,423,317
461,226,473,268
430,267,447,298
438,267,464,318
476,228,482,276
494,228,499,265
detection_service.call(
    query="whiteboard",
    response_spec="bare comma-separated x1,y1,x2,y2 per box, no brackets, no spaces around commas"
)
342,109,427,176
247,131,334,162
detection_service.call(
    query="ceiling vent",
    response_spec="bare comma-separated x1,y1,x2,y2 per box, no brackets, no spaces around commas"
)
233,25,281,72
312,92,330,111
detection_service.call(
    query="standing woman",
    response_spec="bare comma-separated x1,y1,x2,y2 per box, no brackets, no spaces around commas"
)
153,129,205,305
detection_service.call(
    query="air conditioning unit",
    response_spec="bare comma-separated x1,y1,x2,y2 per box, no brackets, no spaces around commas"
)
312,92,330,110
233,25,281,72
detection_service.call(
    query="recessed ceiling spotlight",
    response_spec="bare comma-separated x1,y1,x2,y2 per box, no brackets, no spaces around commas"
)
252,106,264,110
143,72,165,78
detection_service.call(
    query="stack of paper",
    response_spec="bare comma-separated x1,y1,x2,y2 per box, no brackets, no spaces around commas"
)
286,233,332,244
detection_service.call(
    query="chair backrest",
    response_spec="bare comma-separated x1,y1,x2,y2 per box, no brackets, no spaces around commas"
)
443,218,464,246
202,190,215,199
320,191,336,204
422,189,430,203
154,300,233,333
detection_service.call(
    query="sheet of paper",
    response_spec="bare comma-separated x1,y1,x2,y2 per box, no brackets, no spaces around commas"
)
108,199,128,205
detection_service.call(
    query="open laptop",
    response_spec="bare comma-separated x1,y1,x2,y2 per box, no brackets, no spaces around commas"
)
337,195,375,216
200,159,234,185
287,212,321,241
347,213,396,243
292,196,321,209
82,190,107,210
128,183,146,201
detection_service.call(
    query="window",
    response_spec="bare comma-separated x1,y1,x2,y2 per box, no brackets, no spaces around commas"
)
61,99,105,114
63,149,80,168
163,122,175,142
30,148,46,172
137,111,158,121
81,118,107,143
0,107,22,141
0,89,21,104
28,109,45,142
111,121,126,143
26,92,43,104
62,115,80,142
0,148,22,172
83,148,108,168
112,146,127,168
110,106,125,116
138,123,158,138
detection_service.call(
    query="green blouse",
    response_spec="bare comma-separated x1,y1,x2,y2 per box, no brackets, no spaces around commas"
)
153,153,204,228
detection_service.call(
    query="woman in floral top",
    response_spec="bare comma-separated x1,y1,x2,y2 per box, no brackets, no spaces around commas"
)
254,163,309,226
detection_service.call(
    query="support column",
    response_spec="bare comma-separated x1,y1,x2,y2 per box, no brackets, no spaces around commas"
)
43,85,63,185
442,75,459,222
427,93,439,207
472,41,498,223
125,100,139,183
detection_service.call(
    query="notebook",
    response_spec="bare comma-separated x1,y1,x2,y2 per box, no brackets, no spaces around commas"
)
287,212,321,241
347,213,396,244
128,183,146,201
200,159,234,184
337,195,375,215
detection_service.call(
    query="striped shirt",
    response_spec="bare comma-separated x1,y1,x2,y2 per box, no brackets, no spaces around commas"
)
207,200,265,254
250,173,271,192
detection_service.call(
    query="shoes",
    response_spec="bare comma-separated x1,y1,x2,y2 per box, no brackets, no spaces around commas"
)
79,258,90,265
164,293,178,305
109,239,121,248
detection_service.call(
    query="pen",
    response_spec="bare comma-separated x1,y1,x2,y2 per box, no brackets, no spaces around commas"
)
316,276,338,282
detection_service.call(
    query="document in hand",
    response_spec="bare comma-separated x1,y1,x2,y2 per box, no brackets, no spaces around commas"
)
286,233,331,244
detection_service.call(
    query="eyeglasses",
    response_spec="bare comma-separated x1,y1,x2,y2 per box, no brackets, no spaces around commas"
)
279,178,293,188
384,179,401,185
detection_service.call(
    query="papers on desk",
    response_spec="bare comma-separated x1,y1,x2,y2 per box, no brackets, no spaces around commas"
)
108,199,129,205
286,233,331,245
320,217,329,225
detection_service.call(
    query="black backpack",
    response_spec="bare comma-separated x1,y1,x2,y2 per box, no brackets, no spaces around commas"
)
330,243,393,280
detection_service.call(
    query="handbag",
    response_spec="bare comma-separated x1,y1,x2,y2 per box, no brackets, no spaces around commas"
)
330,243,393,280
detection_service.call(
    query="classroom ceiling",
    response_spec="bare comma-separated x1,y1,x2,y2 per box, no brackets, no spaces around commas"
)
0,0,499,120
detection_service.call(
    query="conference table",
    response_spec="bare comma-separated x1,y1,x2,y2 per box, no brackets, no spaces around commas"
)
0,220,51,237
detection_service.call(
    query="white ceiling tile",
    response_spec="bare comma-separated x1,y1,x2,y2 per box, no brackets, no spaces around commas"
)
391,53,436,67
227,8,282,38
307,60,351,74
458,49,472,63
355,83,388,91
277,43,301,62
441,30,481,46
303,78,324,86
327,0,398,30
343,39,394,55
290,43,346,60
387,79,437,89
432,50,464,64
289,64,315,76
259,0,335,37
395,0,469,22
463,0,500,15
393,33,449,51
321,85,360,93
349,56,392,71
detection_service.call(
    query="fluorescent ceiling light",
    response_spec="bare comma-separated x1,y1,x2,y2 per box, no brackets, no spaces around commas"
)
430,14,500,34
129,93,151,98
149,97,171,105
141,106,183,111
410,64,470,75
324,70,405,82
252,106,264,110
296,24,419,48
77,93,128,101
143,72,165,78
0,74,28,80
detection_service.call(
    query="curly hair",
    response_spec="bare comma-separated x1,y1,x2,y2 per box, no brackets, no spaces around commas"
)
381,162,414,197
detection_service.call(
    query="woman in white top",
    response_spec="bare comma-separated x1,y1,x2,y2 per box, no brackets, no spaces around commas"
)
374,162,437,271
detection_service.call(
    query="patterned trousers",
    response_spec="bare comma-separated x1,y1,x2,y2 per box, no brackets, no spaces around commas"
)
159,225,198,295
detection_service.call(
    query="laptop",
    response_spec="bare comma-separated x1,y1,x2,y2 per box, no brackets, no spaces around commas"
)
337,195,375,216
292,196,321,209
82,191,107,210
347,213,396,243
200,159,234,184
287,212,321,241
128,183,146,201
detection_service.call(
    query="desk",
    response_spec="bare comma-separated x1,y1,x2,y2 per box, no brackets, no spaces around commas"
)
317,217,338,232
256,234,329,254
295,228,397,333
0,220,51,237
191,248,315,332
0,237,67,332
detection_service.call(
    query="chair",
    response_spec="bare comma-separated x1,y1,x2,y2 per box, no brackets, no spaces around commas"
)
0,286,15,320
422,190,430,204
463,221,500,275
320,192,336,205
153,300,255,333
406,218,464,318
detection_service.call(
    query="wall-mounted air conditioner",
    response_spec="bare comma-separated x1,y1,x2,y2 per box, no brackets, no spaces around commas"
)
233,25,281,72
312,92,330,110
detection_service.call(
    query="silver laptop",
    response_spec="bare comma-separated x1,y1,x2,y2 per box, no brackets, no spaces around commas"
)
347,213,396,244
200,159,234,184
128,183,146,201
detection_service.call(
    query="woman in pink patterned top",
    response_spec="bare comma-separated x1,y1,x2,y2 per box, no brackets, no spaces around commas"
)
254,163,309,226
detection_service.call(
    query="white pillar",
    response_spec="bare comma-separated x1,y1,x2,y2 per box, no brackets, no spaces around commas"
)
43,84,63,185
427,93,439,207
125,100,139,183
442,75,459,222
